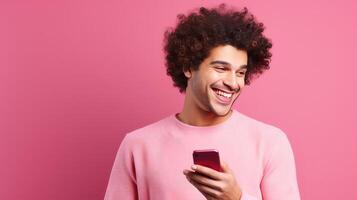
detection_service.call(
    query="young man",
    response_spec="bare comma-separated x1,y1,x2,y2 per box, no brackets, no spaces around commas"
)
104,4,300,200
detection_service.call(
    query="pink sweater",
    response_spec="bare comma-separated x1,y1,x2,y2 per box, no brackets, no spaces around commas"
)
104,110,300,200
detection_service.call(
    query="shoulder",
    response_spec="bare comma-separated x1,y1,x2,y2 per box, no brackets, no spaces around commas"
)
233,111,294,164
233,110,289,143
120,114,174,148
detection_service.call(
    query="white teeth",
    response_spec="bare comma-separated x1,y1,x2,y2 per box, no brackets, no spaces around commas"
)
216,89,232,98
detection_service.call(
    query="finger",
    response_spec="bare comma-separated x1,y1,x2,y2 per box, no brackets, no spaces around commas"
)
191,165,223,180
183,169,195,175
186,171,222,191
220,161,233,174
188,177,219,199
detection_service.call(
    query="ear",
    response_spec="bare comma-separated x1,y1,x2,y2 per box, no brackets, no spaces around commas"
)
183,68,192,79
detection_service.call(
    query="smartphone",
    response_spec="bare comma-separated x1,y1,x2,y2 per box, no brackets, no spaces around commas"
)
192,149,222,172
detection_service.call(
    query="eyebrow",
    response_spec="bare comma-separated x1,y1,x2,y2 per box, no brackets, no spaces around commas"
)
210,60,247,70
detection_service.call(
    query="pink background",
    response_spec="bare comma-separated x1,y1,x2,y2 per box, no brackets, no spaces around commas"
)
1,0,356,199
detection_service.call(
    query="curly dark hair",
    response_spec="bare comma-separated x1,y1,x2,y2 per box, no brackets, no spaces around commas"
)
163,4,273,93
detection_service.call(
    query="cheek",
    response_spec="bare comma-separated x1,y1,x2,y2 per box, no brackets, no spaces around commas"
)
236,74,245,85
239,78,245,87
190,76,205,95
204,72,221,85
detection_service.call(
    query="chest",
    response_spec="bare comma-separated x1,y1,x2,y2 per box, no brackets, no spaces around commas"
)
134,136,264,199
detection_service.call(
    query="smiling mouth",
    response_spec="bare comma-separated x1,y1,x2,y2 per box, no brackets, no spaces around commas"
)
211,88,234,104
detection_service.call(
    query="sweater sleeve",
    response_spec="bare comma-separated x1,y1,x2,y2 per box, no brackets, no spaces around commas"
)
260,130,301,200
104,135,138,200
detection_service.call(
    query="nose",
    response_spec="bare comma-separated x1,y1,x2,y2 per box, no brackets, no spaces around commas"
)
223,73,240,92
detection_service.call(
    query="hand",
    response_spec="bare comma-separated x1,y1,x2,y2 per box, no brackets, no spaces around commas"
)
183,161,242,200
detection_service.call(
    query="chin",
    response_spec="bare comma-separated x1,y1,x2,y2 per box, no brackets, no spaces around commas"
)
208,93,237,117
210,106,232,117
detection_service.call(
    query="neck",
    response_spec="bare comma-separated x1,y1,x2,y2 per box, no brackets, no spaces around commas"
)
177,93,232,126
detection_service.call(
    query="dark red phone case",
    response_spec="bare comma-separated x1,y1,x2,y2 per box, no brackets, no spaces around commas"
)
193,149,222,172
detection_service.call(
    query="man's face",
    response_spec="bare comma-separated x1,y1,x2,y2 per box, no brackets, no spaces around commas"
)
185,45,248,116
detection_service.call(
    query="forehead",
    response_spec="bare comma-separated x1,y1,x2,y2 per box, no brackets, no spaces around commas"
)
207,45,248,67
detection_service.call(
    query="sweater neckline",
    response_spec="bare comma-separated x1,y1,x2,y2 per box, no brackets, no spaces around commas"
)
172,109,238,133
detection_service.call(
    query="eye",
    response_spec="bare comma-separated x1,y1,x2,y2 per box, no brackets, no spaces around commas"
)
214,66,226,72
237,71,247,77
